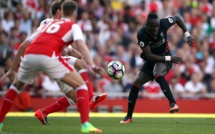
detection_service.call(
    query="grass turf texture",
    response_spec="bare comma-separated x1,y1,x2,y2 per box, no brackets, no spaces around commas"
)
2,113,215,134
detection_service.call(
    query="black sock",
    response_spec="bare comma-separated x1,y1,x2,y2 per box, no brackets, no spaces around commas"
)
155,75,176,105
126,84,140,118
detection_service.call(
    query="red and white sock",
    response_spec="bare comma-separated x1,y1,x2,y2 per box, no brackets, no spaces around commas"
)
0,85,18,123
41,96,73,115
79,69,94,101
76,85,89,124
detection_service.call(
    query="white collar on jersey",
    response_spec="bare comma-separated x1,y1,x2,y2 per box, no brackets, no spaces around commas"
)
61,18,71,21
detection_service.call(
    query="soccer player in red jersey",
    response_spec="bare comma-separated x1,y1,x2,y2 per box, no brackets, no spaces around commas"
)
0,1,104,133
1,0,107,127
28,1,107,125
28,0,107,112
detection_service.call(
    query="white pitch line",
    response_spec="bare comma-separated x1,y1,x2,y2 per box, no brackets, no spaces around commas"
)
6,112,215,118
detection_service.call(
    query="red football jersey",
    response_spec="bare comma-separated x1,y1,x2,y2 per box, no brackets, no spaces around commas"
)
25,18,83,57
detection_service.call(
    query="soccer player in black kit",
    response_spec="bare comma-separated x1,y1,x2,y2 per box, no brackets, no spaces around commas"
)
120,12,194,123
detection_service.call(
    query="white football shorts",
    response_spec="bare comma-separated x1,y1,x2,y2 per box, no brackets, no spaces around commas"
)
18,54,75,92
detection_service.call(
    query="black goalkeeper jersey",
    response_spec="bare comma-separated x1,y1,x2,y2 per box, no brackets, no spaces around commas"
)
137,17,176,56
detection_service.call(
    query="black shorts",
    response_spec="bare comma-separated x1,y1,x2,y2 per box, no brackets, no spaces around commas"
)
139,61,172,80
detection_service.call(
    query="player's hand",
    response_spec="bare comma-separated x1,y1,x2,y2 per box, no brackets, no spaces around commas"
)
187,36,194,47
91,66,106,77
171,56,183,64
0,70,16,84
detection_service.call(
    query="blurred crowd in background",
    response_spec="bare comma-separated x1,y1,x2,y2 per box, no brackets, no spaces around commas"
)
0,0,215,101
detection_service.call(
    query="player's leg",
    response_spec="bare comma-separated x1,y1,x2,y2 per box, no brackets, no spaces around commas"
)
35,79,106,125
120,61,153,124
65,56,94,100
35,82,76,125
120,71,152,123
73,58,94,100
61,71,89,122
61,71,102,132
0,78,25,132
153,62,179,113
34,57,104,125
66,56,107,109
78,63,107,109
35,95,75,125
0,54,38,132
44,55,101,132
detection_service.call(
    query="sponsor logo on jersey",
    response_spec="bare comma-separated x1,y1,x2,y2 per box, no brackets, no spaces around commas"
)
139,41,145,47
168,18,173,23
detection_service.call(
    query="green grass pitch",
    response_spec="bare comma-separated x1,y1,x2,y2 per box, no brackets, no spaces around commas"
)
2,114,215,134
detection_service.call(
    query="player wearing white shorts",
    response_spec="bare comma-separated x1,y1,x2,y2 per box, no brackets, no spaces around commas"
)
0,1,105,133
29,3,107,126
1,0,106,127
25,2,106,106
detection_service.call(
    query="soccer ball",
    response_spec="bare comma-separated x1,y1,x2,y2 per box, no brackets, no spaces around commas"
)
106,61,125,79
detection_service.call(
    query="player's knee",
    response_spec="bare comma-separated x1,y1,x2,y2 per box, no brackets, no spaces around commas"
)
133,80,142,87
153,71,167,78
66,91,76,104
153,69,163,77
74,84,88,93
72,79,86,89
79,61,87,69
153,72,160,78
75,60,87,70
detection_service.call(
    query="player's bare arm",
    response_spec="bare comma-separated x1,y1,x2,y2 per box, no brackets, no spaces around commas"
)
12,40,31,70
75,40,106,76
75,40,95,66
140,45,182,64
173,15,194,47
69,48,83,60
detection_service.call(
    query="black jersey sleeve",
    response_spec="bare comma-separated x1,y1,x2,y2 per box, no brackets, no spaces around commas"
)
161,17,177,31
137,29,147,48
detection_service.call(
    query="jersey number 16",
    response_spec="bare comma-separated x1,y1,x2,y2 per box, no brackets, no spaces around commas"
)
41,21,64,34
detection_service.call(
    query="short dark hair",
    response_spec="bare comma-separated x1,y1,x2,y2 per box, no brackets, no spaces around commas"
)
147,12,158,20
51,0,65,15
62,1,78,17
